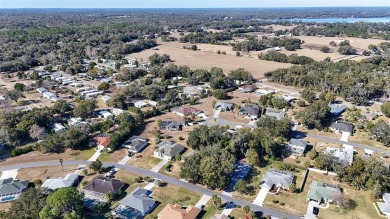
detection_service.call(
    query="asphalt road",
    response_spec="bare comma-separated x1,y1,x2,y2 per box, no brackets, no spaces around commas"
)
0,160,302,219
306,133,390,156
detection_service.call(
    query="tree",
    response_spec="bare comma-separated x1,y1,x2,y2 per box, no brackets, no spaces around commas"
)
39,187,84,219
298,101,330,129
228,68,253,82
242,205,251,214
246,148,260,166
212,89,228,99
14,83,25,92
333,193,351,209
105,192,114,202
52,99,71,115
43,65,53,72
107,93,127,109
97,82,110,91
29,124,46,140
234,179,249,194
369,120,390,146
73,99,97,119
381,102,390,117
289,183,297,193
6,188,46,219
211,194,222,208
191,45,198,51
89,159,103,173
320,46,331,53
338,45,357,55
300,88,316,103
59,158,64,171
5,89,23,103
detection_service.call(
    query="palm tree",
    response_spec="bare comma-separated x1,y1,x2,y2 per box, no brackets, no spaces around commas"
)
59,159,63,171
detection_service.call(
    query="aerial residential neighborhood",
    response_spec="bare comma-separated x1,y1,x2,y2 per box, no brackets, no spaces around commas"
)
0,2,389,219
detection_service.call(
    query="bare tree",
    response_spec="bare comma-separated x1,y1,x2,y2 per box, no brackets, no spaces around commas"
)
333,193,351,209
29,124,46,140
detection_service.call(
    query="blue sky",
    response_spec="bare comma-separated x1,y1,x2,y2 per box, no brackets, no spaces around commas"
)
1,0,390,8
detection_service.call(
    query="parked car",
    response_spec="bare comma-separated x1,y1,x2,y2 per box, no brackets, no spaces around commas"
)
313,207,319,215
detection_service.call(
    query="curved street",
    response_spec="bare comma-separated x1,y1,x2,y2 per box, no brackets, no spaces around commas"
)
0,160,303,219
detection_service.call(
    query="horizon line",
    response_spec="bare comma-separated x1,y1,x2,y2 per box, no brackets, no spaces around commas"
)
1,6,390,9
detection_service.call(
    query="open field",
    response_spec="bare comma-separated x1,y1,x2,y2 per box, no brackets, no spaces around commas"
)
17,165,78,182
127,39,292,79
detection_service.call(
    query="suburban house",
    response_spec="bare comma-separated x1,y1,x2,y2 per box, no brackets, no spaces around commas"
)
255,89,275,96
53,123,66,133
42,91,58,102
325,145,354,165
160,120,185,131
92,134,111,151
68,117,86,127
82,176,125,202
215,102,234,111
329,104,347,116
238,84,257,93
112,108,125,116
113,187,156,218
122,136,148,153
259,168,295,190
98,110,114,120
330,121,354,135
239,104,260,119
154,141,185,160
41,174,79,190
281,94,297,102
134,101,149,108
265,108,286,120
377,193,390,217
36,87,48,94
158,204,201,219
211,214,230,219
307,181,342,204
288,138,308,156
172,106,203,117
0,178,29,203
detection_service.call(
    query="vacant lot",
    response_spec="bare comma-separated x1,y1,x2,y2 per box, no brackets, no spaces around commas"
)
127,39,292,79
17,165,77,182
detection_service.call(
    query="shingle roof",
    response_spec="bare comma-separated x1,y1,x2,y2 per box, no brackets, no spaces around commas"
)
41,174,79,190
239,104,260,117
160,120,184,130
260,168,294,189
265,108,286,120
0,178,29,196
83,176,125,195
123,136,148,152
307,181,341,203
329,104,347,116
156,141,185,158
330,121,354,133
211,214,230,219
215,102,234,110
119,187,155,214
158,204,201,219
289,138,308,148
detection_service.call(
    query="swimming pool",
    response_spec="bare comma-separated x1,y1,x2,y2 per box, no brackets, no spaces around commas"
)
1,196,16,202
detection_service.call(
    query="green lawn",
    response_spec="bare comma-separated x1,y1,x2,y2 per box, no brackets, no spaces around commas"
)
75,148,96,160
149,185,201,218
230,208,247,219
201,202,220,219
97,152,111,162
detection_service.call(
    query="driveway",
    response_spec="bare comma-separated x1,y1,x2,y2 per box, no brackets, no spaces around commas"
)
305,201,319,219
151,159,169,173
213,109,221,118
88,150,102,161
0,169,18,179
195,194,212,208
253,186,270,206
340,131,350,142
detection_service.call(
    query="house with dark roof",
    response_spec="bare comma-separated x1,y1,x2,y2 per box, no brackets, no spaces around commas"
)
259,168,295,190
154,141,185,160
215,102,234,111
265,108,286,120
239,84,257,93
82,176,125,202
160,120,185,131
122,136,148,153
307,181,342,204
329,104,347,116
172,106,203,117
330,121,354,135
0,178,29,203
113,187,156,218
239,104,260,119
41,174,79,190
288,138,308,156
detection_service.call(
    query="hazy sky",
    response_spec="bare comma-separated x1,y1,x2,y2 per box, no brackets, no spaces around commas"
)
1,0,390,8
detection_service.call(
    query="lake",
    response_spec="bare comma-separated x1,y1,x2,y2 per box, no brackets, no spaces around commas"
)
290,17,390,23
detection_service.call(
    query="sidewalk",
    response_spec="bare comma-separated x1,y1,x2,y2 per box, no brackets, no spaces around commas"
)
195,194,212,208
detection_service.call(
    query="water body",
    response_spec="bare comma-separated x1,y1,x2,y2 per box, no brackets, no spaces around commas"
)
290,17,390,23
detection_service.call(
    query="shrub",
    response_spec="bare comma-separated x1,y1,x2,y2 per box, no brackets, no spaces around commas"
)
178,136,184,141
134,176,143,183
272,199,279,204
82,180,89,188
34,179,43,188
280,202,285,206
10,146,33,157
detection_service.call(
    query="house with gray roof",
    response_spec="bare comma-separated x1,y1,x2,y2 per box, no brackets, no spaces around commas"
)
377,193,390,217
265,108,286,120
0,178,29,203
329,104,347,116
288,138,308,156
215,102,234,111
113,187,156,218
82,176,125,202
239,104,260,119
41,174,79,190
259,168,295,190
307,181,342,204
122,136,148,153
325,145,354,165
160,120,185,131
154,141,185,160
330,121,354,135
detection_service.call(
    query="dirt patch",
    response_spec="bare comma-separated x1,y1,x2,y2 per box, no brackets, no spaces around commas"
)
17,165,78,182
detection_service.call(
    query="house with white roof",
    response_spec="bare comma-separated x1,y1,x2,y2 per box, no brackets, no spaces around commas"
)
134,101,149,108
68,117,86,127
259,168,295,190
42,91,58,102
53,123,66,133
377,193,390,217
36,87,48,94
101,95,112,103
112,108,125,116
325,145,354,165
280,95,297,102
41,174,79,190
